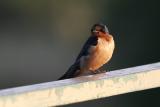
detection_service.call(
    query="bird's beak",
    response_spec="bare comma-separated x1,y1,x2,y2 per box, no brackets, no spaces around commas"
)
104,26,109,33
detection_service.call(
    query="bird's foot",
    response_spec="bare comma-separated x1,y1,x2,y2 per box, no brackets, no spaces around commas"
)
102,70,109,72
92,69,107,74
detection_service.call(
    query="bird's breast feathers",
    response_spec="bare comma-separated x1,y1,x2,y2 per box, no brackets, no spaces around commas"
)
80,35,114,71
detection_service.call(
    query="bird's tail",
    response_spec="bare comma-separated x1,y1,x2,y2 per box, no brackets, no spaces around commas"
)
58,62,80,80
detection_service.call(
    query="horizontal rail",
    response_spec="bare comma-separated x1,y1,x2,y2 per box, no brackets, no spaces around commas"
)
0,62,160,107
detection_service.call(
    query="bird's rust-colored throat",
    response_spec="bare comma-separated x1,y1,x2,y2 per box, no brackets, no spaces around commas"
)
95,32,113,42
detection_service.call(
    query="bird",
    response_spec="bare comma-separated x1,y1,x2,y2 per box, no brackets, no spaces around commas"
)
58,23,115,80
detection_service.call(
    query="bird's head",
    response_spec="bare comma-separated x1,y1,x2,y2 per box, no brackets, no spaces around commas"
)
91,23,109,36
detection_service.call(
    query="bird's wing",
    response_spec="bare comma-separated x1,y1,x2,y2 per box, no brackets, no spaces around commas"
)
75,35,98,62
58,36,98,80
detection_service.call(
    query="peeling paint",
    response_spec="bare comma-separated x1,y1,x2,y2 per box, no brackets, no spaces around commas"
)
55,87,65,99
112,77,120,83
69,83,84,89
95,80,105,88
122,74,138,83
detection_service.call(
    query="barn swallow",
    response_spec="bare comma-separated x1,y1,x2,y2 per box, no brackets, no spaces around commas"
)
58,23,115,80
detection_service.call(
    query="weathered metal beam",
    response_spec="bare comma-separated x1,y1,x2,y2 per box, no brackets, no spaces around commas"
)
0,62,160,107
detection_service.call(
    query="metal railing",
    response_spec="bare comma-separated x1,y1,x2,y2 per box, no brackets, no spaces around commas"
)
0,62,160,107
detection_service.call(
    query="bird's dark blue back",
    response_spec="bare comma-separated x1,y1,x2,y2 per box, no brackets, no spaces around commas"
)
75,35,98,62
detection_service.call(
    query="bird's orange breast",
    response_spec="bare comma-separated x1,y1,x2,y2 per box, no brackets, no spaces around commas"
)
80,34,115,72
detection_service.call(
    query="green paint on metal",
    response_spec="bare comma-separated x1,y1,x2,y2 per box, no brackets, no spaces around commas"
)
95,80,105,88
111,74,137,84
69,83,84,89
0,94,19,105
112,77,120,83
122,74,137,83
55,87,65,99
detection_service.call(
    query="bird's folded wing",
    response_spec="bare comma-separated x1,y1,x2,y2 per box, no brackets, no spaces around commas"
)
76,35,98,61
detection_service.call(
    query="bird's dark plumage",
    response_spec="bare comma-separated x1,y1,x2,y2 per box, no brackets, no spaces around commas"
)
76,36,98,61
58,36,98,80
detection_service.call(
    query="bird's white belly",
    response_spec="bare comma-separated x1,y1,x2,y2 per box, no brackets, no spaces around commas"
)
80,37,114,71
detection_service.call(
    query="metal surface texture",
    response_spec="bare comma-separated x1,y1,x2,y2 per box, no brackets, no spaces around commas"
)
0,62,160,107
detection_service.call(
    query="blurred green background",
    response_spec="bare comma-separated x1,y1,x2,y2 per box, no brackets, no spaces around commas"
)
0,0,160,107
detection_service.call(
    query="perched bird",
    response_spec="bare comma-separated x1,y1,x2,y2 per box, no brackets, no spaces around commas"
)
58,23,115,80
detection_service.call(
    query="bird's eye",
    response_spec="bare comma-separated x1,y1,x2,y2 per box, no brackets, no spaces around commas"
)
100,29,105,33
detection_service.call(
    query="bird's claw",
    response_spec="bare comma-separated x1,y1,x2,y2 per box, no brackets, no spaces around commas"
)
92,70,107,74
